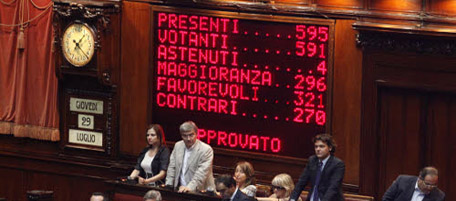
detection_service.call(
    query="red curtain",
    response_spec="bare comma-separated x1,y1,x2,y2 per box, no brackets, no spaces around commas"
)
0,0,59,141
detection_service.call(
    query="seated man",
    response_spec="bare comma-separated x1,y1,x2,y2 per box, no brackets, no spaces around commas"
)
90,192,107,201
216,174,256,201
143,190,162,201
382,166,445,201
165,121,215,193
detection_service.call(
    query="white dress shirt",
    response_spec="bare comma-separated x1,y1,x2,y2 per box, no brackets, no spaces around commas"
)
411,181,425,201
179,144,195,186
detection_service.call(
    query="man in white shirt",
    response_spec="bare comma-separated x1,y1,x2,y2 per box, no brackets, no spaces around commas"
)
382,167,445,201
165,121,215,193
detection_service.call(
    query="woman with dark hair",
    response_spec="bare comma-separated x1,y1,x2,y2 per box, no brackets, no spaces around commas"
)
129,124,170,186
234,161,257,197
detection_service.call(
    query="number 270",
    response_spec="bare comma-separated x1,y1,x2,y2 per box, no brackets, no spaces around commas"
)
293,108,326,125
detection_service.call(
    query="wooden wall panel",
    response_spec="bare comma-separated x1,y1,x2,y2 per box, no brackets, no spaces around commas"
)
359,38,456,200
316,0,364,9
374,87,456,200
24,173,108,201
98,12,122,85
120,1,153,155
274,0,311,4
427,93,456,200
332,19,362,186
359,50,378,197
0,150,113,201
368,0,422,13
427,0,456,16
0,168,24,201
377,88,422,195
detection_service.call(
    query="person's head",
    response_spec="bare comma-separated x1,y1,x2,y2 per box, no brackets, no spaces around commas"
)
313,133,336,159
271,173,294,198
234,161,255,188
179,121,198,148
215,174,237,199
146,124,165,147
417,166,439,194
143,190,162,201
90,192,106,201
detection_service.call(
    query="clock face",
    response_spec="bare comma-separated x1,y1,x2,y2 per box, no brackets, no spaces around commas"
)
62,23,96,67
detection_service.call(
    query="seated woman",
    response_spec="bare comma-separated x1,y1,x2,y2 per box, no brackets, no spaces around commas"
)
258,173,302,201
234,161,257,197
128,124,170,186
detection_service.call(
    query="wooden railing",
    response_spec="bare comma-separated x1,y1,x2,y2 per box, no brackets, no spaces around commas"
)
105,180,221,201
256,184,374,201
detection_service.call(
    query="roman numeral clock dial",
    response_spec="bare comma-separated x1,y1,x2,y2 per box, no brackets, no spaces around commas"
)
61,23,96,67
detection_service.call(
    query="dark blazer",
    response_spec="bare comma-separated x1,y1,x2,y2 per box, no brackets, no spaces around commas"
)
290,155,345,201
382,175,445,201
223,189,256,201
134,146,170,184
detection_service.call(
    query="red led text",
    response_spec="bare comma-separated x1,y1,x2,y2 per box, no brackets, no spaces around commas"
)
158,13,239,33
157,61,272,86
198,128,281,153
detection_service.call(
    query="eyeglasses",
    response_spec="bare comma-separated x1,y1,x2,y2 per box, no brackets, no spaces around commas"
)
422,182,437,188
271,185,285,191
420,179,437,188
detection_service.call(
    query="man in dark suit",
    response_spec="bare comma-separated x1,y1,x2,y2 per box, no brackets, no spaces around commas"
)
289,134,345,201
216,174,256,201
382,167,445,201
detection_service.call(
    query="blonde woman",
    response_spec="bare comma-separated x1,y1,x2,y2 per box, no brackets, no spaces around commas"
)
258,173,302,201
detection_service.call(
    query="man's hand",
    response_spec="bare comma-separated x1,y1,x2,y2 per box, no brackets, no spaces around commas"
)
178,186,191,193
138,177,146,185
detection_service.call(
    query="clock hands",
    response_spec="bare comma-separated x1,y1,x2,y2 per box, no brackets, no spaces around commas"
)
76,45,89,59
72,39,89,59
72,35,86,50
78,35,85,44
73,39,78,50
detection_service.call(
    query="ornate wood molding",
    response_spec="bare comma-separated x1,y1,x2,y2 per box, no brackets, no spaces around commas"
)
53,1,120,18
53,1,120,45
354,23,456,55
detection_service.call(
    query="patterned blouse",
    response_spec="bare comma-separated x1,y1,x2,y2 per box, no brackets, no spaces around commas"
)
241,184,257,197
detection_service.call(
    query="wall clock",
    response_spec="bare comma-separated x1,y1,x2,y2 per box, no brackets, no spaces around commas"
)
61,23,96,67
